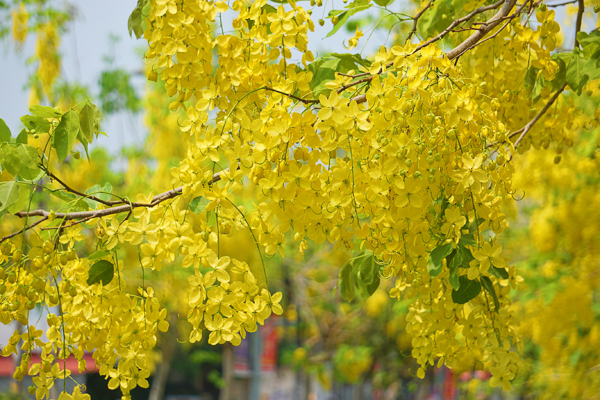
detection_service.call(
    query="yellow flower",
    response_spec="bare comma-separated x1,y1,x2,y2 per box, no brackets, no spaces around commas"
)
473,242,505,273
347,28,364,49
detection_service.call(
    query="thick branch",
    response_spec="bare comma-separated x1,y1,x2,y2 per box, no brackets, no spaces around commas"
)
446,0,518,60
8,171,224,231
412,0,505,55
574,0,584,48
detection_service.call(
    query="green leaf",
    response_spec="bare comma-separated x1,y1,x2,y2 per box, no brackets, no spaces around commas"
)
0,118,10,143
8,184,31,214
490,266,509,280
48,189,76,203
128,0,149,39
189,196,207,214
84,183,113,209
373,0,394,6
577,31,600,53
359,253,375,284
20,115,50,134
339,260,356,302
480,276,500,311
451,276,481,304
327,11,351,37
549,53,569,91
71,199,91,212
54,110,80,162
327,0,371,37
0,181,20,212
87,260,115,286
365,275,380,296
458,233,476,247
427,243,453,277
308,58,339,98
468,217,484,234
207,210,217,227
457,245,475,267
0,143,21,176
583,49,600,83
88,250,112,261
29,105,61,119
16,145,41,180
566,48,589,96
417,0,453,39
448,250,460,290
77,129,91,162
330,52,372,69
16,129,28,145
79,104,95,142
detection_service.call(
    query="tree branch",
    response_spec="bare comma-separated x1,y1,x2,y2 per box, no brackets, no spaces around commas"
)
406,0,435,42
0,216,49,244
412,0,505,56
547,0,577,7
45,169,118,207
512,82,567,149
446,0,518,60
264,87,319,104
5,170,225,236
574,0,584,48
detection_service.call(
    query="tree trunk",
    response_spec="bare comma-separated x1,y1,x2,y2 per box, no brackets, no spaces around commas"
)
219,343,233,400
148,325,178,400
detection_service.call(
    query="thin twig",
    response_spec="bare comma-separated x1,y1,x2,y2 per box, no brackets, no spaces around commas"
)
486,82,567,150
40,215,96,231
513,83,567,149
547,0,577,7
0,217,48,244
264,87,319,104
406,0,435,42
45,169,115,207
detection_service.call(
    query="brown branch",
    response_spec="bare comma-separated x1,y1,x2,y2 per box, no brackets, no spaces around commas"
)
485,82,567,150
333,0,506,101
0,216,48,244
5,170,225,242
446,0,518,60
45,169,117,207
40,215,96,231
547,0,577,7
336,76,376,95
512,83,568,149
574,0,584,48
451,0,545,59
453,17,512,58
406,0,435,42
264,87,319,104
412,0,505,56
